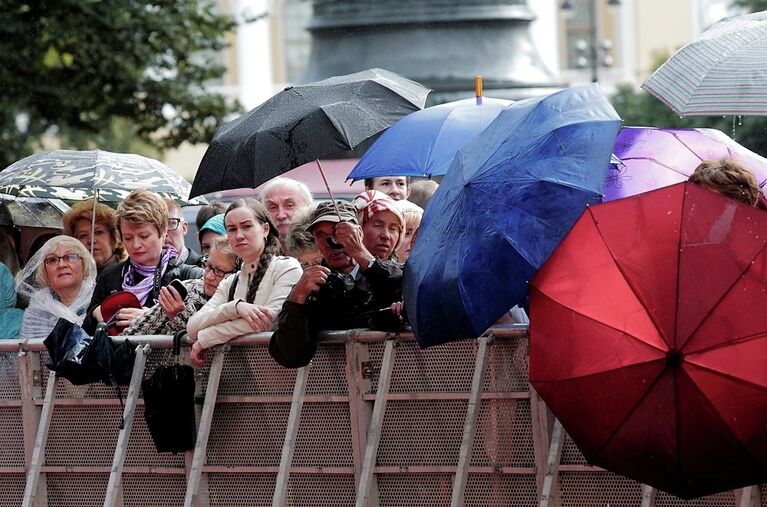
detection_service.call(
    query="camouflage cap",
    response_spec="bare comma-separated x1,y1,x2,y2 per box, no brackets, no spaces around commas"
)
307,200,358,231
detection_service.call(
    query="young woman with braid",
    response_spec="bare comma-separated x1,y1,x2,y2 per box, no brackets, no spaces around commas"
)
187,199,302,367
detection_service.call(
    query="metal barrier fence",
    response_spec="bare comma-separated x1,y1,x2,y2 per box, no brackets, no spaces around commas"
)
0,327,763,507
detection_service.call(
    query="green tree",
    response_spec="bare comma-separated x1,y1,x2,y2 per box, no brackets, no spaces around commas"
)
0,0,242,168
733,0,767,12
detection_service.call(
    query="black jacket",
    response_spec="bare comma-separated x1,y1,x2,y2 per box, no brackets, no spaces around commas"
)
269,259,403,368
83,256,203,334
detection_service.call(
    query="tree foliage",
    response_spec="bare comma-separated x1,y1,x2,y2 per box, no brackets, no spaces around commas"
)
0,0,241,168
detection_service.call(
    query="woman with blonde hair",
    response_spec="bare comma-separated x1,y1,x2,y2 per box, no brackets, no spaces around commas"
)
83,190,202,334
17,235,97,341
187,198,301,366
63,199,127,273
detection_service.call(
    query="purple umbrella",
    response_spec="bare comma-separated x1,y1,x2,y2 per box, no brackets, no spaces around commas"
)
604,127,767,202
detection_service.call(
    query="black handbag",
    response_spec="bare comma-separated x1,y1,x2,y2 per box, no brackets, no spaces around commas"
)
44,318,102,385
142,331,197,453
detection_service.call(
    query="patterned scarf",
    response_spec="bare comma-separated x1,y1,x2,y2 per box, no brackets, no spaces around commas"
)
122,246,178,305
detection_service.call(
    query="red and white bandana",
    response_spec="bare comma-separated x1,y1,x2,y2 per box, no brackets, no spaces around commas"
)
351,190,406,229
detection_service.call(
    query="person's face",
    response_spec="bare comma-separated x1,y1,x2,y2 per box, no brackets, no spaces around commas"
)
264,185,310,238
73,218,115,267
44,244,85,296
295,248,323,269
199,230,224,256
362,211,402,260
372,177,410,201
225,207,269,264
120,222,165,266
202,248,237,297
164,206,188,252
396,225,418,262
312,222,355,272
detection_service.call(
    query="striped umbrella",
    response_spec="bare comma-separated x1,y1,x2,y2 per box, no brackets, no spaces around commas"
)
642,11,767,116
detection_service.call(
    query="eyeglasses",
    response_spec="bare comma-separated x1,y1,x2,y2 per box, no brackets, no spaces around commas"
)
204,264,236,278
44,253,82,266
167,217,183,230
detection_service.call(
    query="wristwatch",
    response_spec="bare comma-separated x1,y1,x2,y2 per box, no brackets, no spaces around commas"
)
366,258,376,270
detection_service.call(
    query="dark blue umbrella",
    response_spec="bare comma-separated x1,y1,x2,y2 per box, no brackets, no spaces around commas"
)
403,84,622,348
347,97,511,180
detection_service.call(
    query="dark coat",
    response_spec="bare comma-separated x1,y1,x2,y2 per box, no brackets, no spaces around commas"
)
269,259,403,368
83,256,203,334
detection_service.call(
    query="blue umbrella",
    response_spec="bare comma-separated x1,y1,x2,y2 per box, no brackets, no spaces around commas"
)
403,84,622,348
347,97,511,180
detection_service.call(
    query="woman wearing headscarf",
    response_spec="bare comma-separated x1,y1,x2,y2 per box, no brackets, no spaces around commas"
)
187,198,302,366
17,236,97,341
62,199,127,273
83,190,203,334
0,262,23,339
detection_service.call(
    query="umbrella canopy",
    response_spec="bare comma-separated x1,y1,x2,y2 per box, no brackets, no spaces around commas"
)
642,11,767,116
529,182,767,499
346,96,511,180
190,68,431,198
605,127,767,202
0,149,200,204
403,84,621,348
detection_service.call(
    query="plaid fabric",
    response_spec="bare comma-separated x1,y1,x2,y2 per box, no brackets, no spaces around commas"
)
122,278,208,336
351,190,405,228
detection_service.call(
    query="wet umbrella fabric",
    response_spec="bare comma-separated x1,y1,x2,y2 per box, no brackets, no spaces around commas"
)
0,149,200,204
190,68,431,198
529,182,767,499
642,10,767,116
403,84,621,348
604,127,767,202
347,97,511,180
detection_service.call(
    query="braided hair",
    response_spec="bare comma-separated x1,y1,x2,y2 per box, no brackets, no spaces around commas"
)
225,198,283,303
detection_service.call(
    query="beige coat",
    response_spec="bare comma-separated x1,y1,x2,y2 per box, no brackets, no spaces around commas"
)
188,256,301,349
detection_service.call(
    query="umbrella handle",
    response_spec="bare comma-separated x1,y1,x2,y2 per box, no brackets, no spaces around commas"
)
315,159,343,220
90,189,99,255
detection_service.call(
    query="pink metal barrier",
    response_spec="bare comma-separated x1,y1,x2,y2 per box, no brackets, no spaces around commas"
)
0,328,763,506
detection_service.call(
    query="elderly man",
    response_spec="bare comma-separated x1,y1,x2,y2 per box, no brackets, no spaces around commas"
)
364,176,410,201
164,198,202,267
269,200,403,368
260,177,313,245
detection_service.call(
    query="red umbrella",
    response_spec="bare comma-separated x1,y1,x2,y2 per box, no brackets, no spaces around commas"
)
529,182,767,499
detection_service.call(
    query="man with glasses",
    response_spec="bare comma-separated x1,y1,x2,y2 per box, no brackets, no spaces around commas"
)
164,198,203,267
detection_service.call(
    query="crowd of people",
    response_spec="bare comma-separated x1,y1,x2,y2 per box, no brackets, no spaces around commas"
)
2,159,762,369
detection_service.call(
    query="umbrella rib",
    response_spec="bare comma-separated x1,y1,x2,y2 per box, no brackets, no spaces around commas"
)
677,233,767,351
588,206,674,350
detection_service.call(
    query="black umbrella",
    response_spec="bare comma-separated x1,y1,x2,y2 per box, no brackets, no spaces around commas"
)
190,68,431,198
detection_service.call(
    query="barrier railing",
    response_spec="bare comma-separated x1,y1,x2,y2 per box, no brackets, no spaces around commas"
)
0,327,762,506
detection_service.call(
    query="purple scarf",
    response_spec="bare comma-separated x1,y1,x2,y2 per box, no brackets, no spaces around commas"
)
122,246,178,305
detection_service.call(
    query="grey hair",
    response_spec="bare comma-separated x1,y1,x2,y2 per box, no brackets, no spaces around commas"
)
260,177,313,207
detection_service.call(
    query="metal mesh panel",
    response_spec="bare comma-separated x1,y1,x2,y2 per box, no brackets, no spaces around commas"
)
207,402,290,466
465,474,538,506
122,473,187,506
378,400,465,466
293,402,354,466
124,405,186,467
285,473,356,506
470,399,535,467
0,352,21,399
654,489,735,506
0,406,25,466
0,474,24,507
483,336,530,392
560,430,589,465
218,346,297,396
305,343,348,396
377,473,455,506
559,471,643,506
46,406,121,466
208,473,276,506
46,472,108,507
372,340,477,393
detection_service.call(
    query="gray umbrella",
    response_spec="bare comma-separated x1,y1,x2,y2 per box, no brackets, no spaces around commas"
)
190,68,432,198
0,149,203,205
